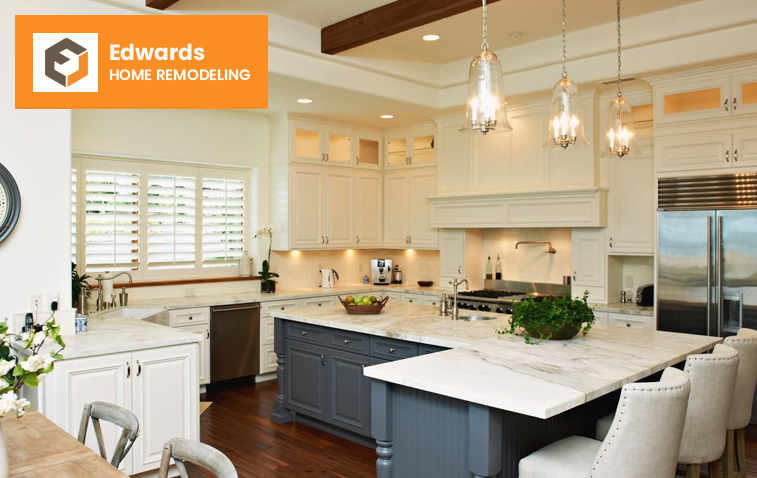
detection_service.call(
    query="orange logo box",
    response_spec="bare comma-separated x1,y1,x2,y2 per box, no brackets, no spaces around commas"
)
16,15,268,109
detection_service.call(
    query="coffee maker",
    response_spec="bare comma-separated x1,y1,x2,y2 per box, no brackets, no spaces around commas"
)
370,259,393,285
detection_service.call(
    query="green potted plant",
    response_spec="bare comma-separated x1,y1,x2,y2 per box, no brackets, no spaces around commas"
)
71,262,90,311
259,260,279,293
497,292,595,344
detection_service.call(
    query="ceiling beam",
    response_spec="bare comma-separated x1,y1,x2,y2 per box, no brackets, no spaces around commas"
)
146,0,181,10
321,0,501,55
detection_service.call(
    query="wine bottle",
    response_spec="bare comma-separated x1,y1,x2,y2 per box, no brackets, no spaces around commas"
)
495,254,502,280
485,255,493,280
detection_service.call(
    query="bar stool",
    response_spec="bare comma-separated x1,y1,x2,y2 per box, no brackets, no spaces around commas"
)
158,437,238,478
519,367,691,478
722,328,757,478
596,344,740,478
78,401,140,469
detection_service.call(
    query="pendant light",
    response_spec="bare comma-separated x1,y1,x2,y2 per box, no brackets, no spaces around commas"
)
605,0,638,157
545,0,587,149
460,0,512,135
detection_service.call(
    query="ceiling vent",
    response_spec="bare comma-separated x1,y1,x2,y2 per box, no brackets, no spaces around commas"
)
598,76,637,86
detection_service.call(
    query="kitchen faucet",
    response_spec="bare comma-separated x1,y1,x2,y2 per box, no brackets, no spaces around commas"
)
515,241,557,254
96,271,133,311
448,278,468,321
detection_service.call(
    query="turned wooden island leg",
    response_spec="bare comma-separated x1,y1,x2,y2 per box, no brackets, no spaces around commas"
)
468,404,503,478
270,318,294,424
371,379,394,478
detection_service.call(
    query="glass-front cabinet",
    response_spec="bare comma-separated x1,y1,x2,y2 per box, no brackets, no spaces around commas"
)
654,77,731,125
356,135,381,168
732,73,757,116
384,128,436,169
294,128,323,162
326,132,352,164
291,122,381,168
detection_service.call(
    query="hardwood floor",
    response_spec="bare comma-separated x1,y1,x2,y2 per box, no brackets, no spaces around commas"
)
196,380,757,478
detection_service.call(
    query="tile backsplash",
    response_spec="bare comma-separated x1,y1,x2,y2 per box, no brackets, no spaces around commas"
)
270,249,440,289
480,228,572,284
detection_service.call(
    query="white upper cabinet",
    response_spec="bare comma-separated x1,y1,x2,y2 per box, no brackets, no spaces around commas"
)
354,171,382,247
326,131,353,164
733,128,757,167
653,76,732,125
288,119,380,168
293,127,323,162
731,73,757,116
384,126,436,169
383,168,438,249
355,135,382,169
608,149,655,255
323,169,354,247
437,119,472,195
571,230,609,303
290,166,325,249
655,130,757,173
439,229,465,279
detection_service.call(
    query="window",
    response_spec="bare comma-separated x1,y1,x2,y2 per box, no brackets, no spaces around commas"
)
71,156,248,280
202,177,245,268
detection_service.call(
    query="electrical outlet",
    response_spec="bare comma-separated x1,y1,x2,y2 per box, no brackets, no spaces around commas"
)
30,294,43,317
185,288,196,297
624,275,634,289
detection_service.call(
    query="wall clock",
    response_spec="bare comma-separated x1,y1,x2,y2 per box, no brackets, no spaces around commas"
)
0,163,21,244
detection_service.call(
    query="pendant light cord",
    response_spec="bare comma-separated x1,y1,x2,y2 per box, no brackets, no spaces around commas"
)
616,0,623,98
481,0,489,51
561,0,567,79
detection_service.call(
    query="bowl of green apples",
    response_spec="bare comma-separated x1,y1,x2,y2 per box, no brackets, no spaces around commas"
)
339,295,389,315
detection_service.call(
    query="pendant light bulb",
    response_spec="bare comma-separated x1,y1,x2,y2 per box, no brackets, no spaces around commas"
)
545,0,587,149
605,0,638,158
460,0,512,135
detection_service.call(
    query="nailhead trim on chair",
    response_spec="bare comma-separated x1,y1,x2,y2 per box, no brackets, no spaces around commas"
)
590,384,687,476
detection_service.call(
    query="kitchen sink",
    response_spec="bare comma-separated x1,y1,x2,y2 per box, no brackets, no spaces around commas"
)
459,315,497,321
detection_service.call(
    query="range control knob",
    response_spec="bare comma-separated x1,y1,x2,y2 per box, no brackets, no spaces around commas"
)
505,308,514,315
496,307,505,314
459,302,467,310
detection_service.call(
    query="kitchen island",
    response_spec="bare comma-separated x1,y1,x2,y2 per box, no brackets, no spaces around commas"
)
273,302,720,478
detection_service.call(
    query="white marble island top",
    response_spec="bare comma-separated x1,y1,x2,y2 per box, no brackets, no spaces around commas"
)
277,303,720,419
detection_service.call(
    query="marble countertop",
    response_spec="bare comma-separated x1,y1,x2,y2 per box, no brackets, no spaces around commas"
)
127,284,445,310
593,302,654,316
13,316,202,360
277,303,719,419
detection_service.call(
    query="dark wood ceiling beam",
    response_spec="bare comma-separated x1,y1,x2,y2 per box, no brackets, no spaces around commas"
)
146,0,181,10
322,0,501,55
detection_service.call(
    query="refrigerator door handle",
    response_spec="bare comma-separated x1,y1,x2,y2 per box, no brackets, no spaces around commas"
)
717,215,724,337
706,216,712,336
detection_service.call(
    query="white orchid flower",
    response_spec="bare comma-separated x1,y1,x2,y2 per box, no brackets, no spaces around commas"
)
20,354,54,373
0,360,14,376
0,392,18,417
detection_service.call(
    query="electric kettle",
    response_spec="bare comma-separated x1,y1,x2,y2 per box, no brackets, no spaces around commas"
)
320,269,340,288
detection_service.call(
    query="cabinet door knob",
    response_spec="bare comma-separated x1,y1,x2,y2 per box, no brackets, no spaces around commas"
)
344,339,350,345
206,329,210,339
389,348,396,354
356,236,360,244
126,362,131,378
302,330,308,336
321,354,326,366
137,361,142,377
725,98,730,111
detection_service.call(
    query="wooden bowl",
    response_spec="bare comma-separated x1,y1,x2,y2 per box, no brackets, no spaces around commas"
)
417,281,434,287
338,296,389,315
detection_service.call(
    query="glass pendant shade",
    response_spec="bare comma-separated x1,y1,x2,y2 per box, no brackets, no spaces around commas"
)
460,50,512,135
544,78,587,148
605,96,639,157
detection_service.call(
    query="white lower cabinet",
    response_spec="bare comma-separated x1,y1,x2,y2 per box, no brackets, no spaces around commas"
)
184,324,211,386
593,311,609,326
167,308,210,386
609,313,654,330
40,344,199,476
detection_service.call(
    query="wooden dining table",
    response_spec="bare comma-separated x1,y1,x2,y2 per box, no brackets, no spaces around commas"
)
2,411,128,478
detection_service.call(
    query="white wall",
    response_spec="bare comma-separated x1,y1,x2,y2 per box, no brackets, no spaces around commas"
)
0,0,135,322
480,228,572,284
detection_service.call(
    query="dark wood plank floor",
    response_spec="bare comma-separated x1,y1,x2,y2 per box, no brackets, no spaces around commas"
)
195,380,757,478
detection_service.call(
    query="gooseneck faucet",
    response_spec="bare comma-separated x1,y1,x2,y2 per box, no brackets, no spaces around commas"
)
515,241,557,254
448,278,469,321
96,271,133,311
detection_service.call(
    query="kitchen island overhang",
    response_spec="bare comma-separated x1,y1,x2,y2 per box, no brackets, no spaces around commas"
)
272,303,720,478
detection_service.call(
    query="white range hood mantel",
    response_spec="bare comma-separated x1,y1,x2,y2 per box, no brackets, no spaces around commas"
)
429,187,608,229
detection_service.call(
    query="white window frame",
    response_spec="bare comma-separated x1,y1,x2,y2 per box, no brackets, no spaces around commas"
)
72,155,250,282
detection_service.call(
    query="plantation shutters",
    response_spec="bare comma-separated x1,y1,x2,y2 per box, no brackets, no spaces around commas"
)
71,168,78,265
147,169,197,270
84,167,140,273
201,173,246,268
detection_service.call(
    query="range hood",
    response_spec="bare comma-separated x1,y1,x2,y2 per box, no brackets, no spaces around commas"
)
428,187,607,229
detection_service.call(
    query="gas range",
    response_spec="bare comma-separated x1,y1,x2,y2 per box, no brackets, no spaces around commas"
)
454,280,572,314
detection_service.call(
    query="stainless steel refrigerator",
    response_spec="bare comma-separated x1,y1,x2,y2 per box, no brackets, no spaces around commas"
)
657,175,757,338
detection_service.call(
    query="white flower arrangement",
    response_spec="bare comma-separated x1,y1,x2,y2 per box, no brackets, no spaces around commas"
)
254,226,274,239
0,313,65,418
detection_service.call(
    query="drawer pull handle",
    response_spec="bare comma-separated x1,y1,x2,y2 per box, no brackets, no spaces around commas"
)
389,348,396,354
137,361,142,377
318,303,322,307
281,307,285,311
188,316,193,321
302,331,308,336
126,362,131,378
344,339,350,345
626,323,631,327
206,329,210,339
321,354,326,366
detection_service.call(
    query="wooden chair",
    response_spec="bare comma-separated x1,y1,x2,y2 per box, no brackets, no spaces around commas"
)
77,401,140,468
158,437,238,478
722,329,757,478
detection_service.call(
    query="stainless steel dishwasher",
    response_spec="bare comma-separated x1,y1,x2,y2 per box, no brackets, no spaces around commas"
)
210,303,261,383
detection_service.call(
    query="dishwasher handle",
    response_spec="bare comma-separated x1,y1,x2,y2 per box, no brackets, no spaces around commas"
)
211,304,261,313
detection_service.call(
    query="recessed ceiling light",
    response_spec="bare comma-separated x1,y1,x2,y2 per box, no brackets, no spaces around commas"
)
297,98,313,104
509,32,523,40
380,114,394,119
422,34,440,42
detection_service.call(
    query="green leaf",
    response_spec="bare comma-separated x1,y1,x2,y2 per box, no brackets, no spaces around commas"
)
12,365,23,377
22,373,39,388
52,353,64,361
55,335,66,349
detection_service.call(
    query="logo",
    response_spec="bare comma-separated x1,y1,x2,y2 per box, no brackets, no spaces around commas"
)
32,33,99,92
45,38,88,87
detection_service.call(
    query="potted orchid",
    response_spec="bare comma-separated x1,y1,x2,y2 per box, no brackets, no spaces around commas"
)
0,313,65,477
255,226,279,293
